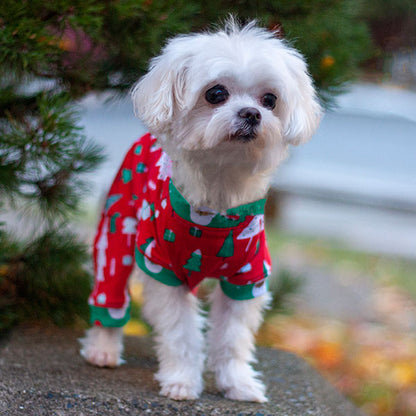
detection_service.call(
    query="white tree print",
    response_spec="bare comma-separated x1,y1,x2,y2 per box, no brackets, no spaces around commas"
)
236,215,265,252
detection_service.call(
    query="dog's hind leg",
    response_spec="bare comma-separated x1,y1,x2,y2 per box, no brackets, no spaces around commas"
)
207,285,271,403
141,274,205,400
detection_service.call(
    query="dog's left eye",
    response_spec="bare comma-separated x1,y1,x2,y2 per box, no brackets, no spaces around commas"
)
205,85,229,105
261,93,277,110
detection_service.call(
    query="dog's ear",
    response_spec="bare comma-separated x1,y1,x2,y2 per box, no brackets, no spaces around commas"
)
131,37,192,134
280,49,322,146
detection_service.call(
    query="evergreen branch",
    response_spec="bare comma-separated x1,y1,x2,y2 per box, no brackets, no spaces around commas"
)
1,228,92,329
0,91,105,216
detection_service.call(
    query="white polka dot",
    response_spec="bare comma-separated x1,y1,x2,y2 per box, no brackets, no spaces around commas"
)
148,180,156,190
238,263,252,273
97,293,107,305
122,255,133,266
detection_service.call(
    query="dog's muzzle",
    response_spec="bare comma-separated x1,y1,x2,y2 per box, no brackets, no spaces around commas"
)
232,107,261,142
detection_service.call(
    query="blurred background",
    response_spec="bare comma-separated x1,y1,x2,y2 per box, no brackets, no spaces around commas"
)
1,1,415,415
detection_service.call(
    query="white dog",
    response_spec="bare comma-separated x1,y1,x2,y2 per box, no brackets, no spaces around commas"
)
80,19,321,403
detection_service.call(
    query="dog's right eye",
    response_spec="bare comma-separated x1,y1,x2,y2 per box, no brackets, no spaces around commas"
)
205,85,229,104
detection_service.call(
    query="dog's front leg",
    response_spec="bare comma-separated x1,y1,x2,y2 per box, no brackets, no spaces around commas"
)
80,326,124,368
207,285,270,402
141,274,205,400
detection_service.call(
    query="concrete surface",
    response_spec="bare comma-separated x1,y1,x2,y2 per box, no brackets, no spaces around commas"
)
0,326,364,416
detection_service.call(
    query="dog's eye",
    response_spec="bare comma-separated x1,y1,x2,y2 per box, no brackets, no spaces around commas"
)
205,85,229,105
261,93,277,110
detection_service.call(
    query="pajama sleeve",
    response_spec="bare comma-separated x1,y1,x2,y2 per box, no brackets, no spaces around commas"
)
89,140,142,318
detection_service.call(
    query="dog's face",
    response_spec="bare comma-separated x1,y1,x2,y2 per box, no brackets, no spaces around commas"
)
132,21,321,172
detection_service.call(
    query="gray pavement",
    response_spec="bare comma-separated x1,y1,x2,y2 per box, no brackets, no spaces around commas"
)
0,326,364,416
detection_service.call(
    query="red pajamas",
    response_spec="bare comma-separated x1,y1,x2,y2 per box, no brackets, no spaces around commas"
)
89,133,271,327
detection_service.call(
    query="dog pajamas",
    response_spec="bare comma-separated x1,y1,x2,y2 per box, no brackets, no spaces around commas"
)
88,133,272,327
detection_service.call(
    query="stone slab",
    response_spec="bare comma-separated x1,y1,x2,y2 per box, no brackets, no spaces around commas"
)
0,326,364,416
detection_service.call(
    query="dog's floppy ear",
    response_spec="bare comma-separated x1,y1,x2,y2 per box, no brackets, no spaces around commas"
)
281,49,322,146
131,37,192,134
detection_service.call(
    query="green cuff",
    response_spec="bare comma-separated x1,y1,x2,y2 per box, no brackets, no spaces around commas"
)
89,304,131,327
220,278,269,300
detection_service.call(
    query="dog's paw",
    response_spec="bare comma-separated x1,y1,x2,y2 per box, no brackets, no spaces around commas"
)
223,379,268,403
79,326,124,368
160,383,200,401
82,347,123,368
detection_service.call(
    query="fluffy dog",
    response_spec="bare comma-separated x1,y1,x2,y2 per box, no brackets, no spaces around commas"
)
80,20,321,403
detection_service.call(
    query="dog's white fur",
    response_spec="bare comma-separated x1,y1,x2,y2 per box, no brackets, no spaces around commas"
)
80,20,321,402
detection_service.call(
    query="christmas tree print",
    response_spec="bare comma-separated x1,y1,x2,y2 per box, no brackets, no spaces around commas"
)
163,229,176,242
236,215,264,252
183,249,202,274
156,152,172,181
217,231,234,258
140,200,155,221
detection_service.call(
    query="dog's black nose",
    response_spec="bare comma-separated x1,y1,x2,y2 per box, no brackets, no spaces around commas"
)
238,107,261,126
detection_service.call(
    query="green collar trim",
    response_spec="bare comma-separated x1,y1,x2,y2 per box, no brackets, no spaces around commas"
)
169,180,266,228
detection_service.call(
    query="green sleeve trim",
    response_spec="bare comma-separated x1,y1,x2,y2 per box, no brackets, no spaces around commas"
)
169,181,266,228
220,278,269,301
89,304,130,327
135,245,183,287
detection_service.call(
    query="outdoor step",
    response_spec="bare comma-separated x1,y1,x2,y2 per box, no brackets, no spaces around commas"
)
0,326,364,416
